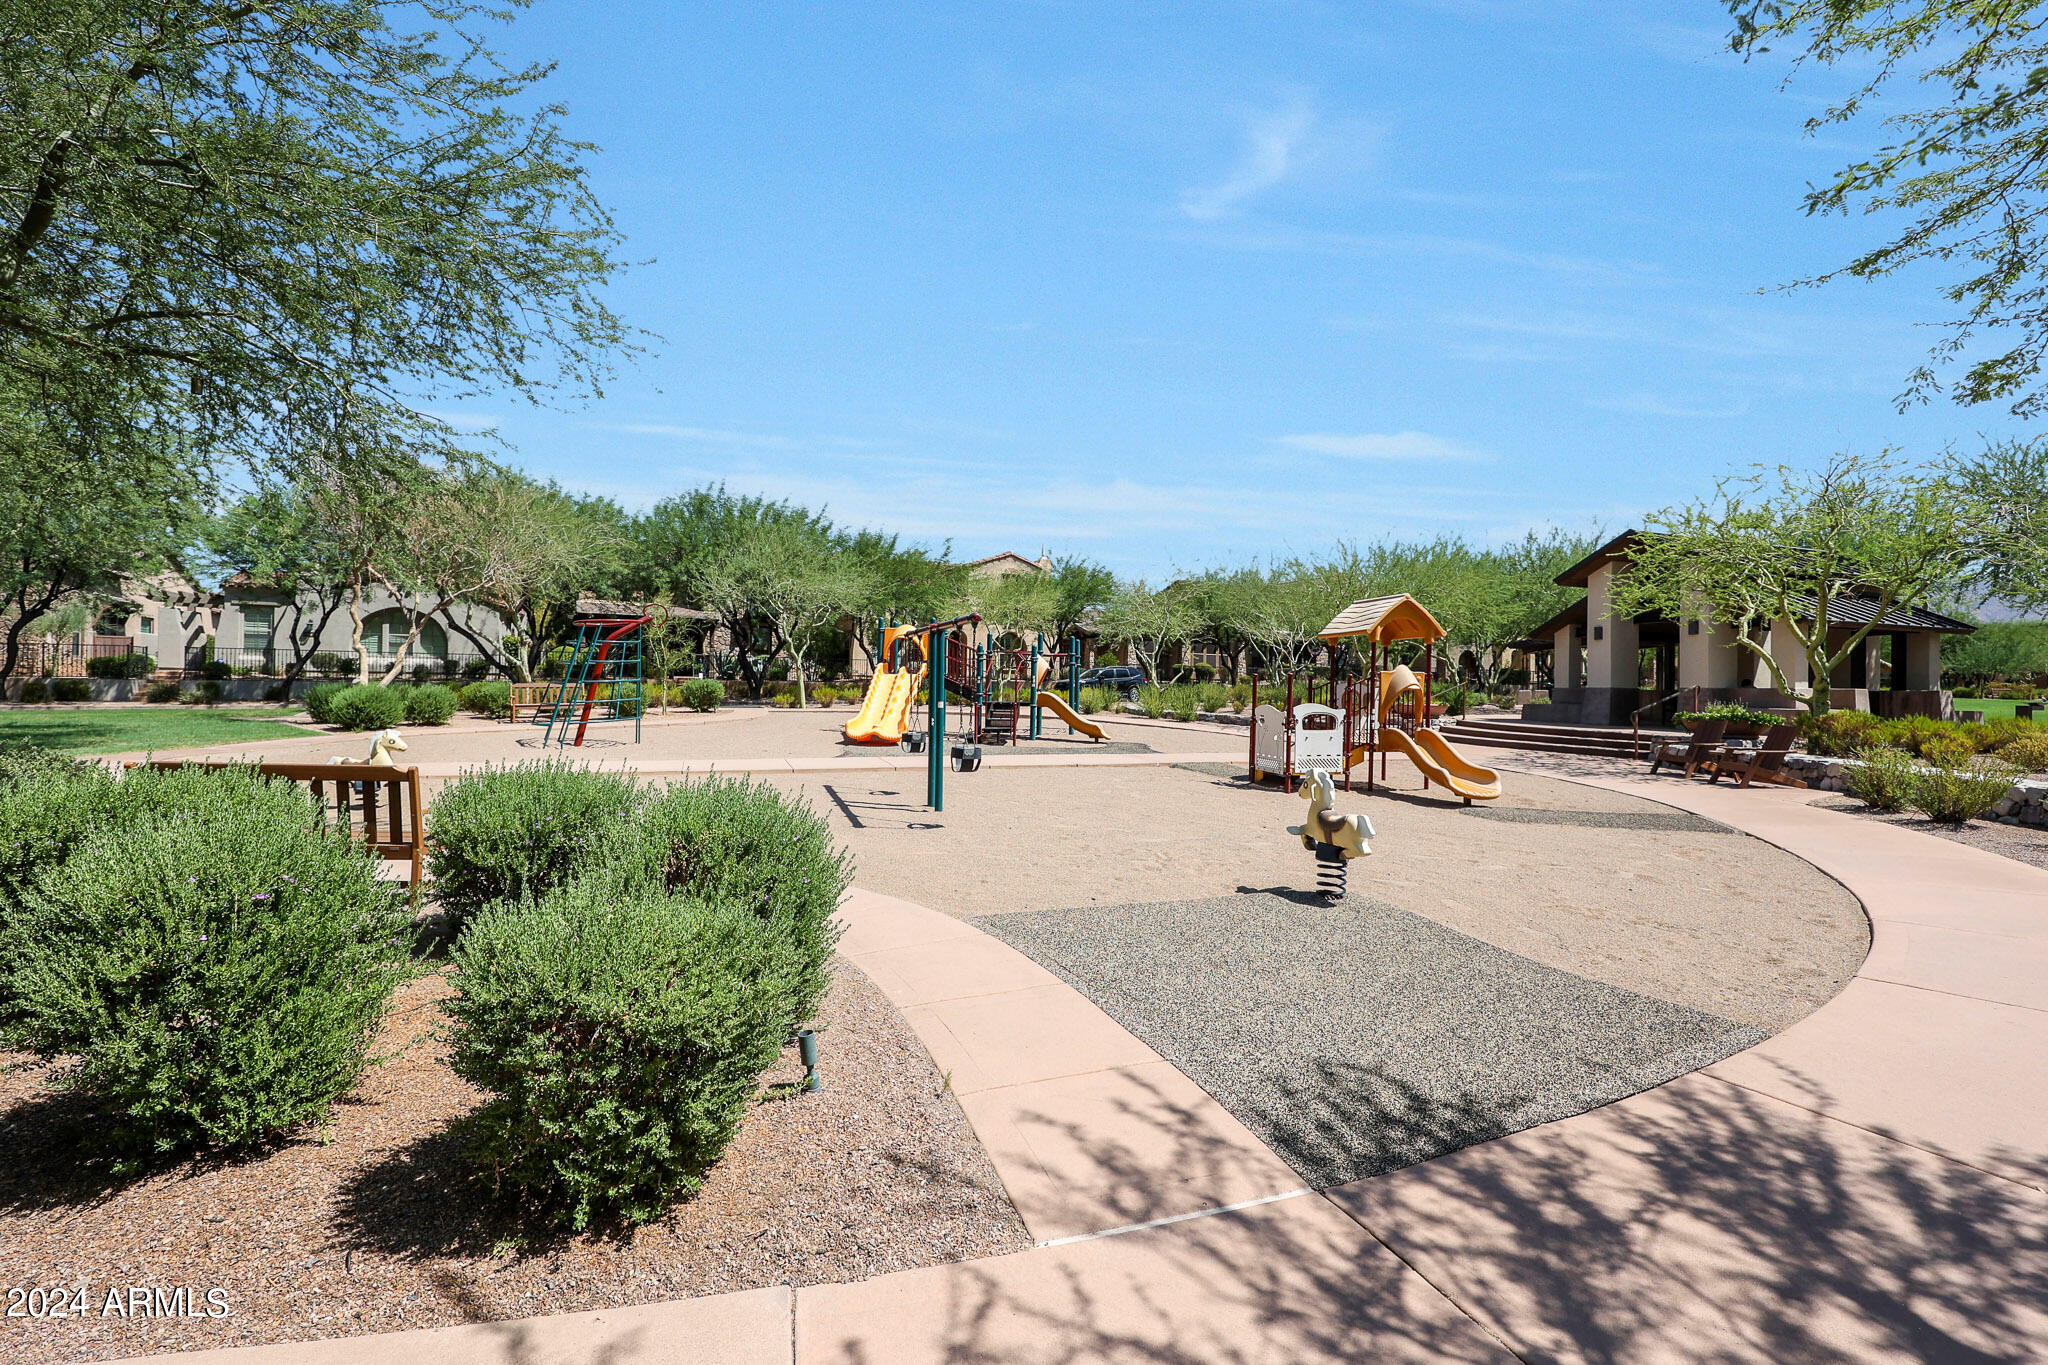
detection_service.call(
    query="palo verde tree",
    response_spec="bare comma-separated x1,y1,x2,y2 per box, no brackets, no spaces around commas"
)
1609,451,2042,715
696,520,869,707
1095,578,1198,685
0,0,634,480
1729,1,2048,414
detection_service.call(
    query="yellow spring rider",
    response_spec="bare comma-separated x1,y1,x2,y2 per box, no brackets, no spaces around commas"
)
844,626,927,745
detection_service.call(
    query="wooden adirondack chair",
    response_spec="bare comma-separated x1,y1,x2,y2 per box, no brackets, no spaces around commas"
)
1649,719,1728,778
1704,723,1807,788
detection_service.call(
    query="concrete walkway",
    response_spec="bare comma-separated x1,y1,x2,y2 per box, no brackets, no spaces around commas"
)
121,762,2048,1363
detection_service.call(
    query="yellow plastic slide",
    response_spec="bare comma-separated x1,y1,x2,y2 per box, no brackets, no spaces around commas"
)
1351,728,1502,803
1034,690,1105,741
844,667,923,745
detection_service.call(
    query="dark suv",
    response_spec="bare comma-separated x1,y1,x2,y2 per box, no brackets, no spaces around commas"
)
1079,665,1147,699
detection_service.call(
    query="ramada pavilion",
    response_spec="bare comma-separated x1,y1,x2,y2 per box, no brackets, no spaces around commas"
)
1524,531,1975,727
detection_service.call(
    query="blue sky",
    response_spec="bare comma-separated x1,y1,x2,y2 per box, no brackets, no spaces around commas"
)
444,0,2027,579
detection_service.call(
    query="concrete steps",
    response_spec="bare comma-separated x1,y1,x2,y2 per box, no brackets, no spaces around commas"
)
1443,717,1679,760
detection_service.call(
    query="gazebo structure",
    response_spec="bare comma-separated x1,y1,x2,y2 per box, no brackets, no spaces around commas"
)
1523,532,1977,726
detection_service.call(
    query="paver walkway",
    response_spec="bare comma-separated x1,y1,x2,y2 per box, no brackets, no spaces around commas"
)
119,758,2048,1363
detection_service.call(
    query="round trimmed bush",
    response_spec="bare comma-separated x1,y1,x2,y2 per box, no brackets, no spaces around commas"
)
458,679,512,720
677,679,721,712
20,680,49,704
145,681,182,704
607,777,848,1030
301,681,347,724
330,683,406,731
447,882,795,1228
1,771,413,1158
426,761,642,925
404,683,458,726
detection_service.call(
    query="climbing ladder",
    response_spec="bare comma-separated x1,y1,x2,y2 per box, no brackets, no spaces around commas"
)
542,612,650,748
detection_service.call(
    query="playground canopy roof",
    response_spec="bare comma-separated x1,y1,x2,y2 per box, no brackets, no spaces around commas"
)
1318,593,1446,645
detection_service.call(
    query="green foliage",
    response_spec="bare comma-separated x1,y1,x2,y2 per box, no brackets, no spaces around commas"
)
608,777,849,1032
1907,756,2021,825
446,883,794,1229
50,679,88,703
20,681,47,704
458,679,512,720
811,686,838,706
677,679,722,712
1135,684,1169,719
771,690,802,708
1076,686,1111,715
301,682,348,725
1945,622,2048,684
2,771,412,1158
426,762,643,926
1994,729,2048,773
330,684,406,731
1846,745,1918,814
403,684,458,727
144,681,181,704
1679,704,1783,728
86,654,152,679
1799,709,1884,757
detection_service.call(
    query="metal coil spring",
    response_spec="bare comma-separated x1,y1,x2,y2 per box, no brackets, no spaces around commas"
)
1313,843,1348,899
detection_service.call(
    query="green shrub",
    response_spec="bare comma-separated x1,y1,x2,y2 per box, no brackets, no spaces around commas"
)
1677,704,1781,728
403,683,458,726
179,680,224,706
1995,729,2048,774
1845,745,1917,813
609,777,849,1031
309,652,356,677
678,679,722,713
51,679,89,703
1163,684,1201,722
20,680,48,704
301,681,348,724
771,690,801,708
2,772,412,1158
86,653,153,679
1195,682,1230,714
330,684,406,731
1907,756,2021,826
202,658,233,681
447,883,793,1228
1800,710,1883,757
1136,684,1168,719
1076,686,1111,715
458,679,512,720
145,681,182,704
811,686,837,706
426,761,643,925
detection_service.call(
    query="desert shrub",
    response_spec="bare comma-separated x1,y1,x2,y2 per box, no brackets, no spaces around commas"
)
300,681,348,724
811,686,837,706
1195,682,1230,713
403,684,458,726
1845,746,1917,813
0,740,95,791
1163,684,1201,722
2,773,412,1158
426,762,642,925
1677,704,1780,728
201,658,233,680
1136,684,1168,719
1919,734,1978,769
1994,729,2048,774
1907,756,2021,825
86,653,153,679
1800,710,1882,757
678,679,722,712
145,681,181,704
447,883,793,1228
607,777,849,1031
51,679,89,703
330,684,406,731
458,679,512,720
462,656,490,681
1076,686,1111,715
179,680,224,705
20,680,48,704
771,690,801,708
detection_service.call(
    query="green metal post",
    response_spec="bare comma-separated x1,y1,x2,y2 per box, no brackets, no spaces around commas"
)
1029,637,1041,739
1068,636,1080,709
928,623,944,811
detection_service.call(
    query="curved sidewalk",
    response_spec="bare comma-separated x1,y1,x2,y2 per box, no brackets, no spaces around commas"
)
122,769,2048,1363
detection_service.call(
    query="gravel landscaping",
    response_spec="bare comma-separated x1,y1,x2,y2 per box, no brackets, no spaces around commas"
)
0,961,1025,1364
984,891,1764,1188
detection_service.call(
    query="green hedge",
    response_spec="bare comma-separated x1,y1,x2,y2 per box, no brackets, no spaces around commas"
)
447,882,794,1228
458,679,511,720
404,683,458,726
677,679,722,712
302,681,348,724
330,684,406,731
1,769,413,1158
426,761,643,925
86,654,153,679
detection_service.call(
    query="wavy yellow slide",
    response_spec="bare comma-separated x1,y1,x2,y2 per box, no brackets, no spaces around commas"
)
1352,728,1502,803
1034,690,1105,741
844,667,923,744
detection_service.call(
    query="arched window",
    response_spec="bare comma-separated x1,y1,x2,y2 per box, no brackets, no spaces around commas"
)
362,609,447,659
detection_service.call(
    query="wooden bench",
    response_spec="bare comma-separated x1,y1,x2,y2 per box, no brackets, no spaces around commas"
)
510,682,576,723
127,760,425,892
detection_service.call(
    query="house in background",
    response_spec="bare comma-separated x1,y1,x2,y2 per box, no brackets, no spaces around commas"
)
215,575,517,676
1525,531,1974,726
3,569,211,680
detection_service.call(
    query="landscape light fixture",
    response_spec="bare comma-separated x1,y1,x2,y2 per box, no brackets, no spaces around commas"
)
797,1029,821,1093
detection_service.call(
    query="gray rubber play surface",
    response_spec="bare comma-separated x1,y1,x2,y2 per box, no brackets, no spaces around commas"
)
980,892,1764,1188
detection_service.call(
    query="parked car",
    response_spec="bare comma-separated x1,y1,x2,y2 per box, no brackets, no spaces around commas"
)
1079,665,1148,699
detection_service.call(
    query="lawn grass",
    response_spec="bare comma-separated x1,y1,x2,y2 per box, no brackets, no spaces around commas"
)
1954,697,2047,721
0,706,309,755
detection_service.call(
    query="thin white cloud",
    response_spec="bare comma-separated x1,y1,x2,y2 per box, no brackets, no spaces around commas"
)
1179,96,1321,222
1589,391,1751,420
1273,430,1484,461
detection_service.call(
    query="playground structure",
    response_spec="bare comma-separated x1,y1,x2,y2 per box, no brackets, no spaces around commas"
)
1248,593,1502,804
542,606,649,749
846,625,1104,749
844,625,929,745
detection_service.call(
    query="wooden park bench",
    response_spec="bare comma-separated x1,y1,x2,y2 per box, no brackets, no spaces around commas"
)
127,759,425,893
509,681,576,723
1701,723,1808,789
1648,719,1728,778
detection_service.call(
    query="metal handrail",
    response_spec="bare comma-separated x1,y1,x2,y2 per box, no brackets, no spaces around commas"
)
1631,686,1702,759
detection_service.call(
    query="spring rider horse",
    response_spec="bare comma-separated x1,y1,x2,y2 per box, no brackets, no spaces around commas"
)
1288,770,1374,899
